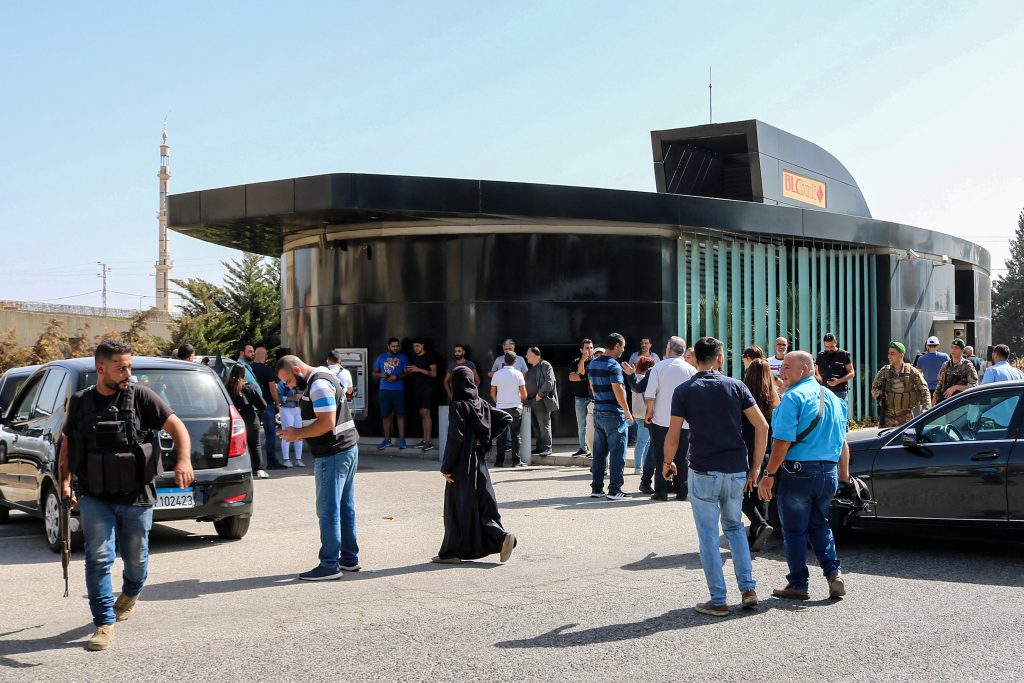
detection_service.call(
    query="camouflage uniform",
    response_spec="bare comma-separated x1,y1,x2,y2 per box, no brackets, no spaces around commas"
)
871,363,931,427
933,357,979,405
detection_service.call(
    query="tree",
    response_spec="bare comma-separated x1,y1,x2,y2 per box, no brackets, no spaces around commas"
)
0,328,33,374
123,310,168,357
31,319,72,364
171,254,281,355
992,209,1024,348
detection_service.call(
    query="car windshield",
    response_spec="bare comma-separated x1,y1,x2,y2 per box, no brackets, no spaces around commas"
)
0,374,29,410
83,369,228,419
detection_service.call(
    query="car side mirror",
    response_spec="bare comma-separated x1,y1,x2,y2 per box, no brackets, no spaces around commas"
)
901,427,919,448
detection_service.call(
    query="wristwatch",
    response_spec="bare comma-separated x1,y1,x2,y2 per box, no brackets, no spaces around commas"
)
763,471,777,478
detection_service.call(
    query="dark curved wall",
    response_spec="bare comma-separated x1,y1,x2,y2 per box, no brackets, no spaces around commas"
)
283,233,677,437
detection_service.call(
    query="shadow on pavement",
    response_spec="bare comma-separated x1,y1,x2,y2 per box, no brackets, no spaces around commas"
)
142,560,502,601
491,473,593,485
499,495,656,510
622,551,723,571
0,624,94,669
495,599,833,648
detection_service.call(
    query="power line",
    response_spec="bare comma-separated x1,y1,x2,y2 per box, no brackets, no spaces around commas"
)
37,290,102,302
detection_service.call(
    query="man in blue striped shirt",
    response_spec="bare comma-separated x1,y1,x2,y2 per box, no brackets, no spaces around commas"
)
588,333,635,500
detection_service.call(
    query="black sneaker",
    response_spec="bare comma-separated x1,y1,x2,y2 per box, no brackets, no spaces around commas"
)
571,449,589,457
650,493,669,501
298,565,343,581
589,490,605,498
606,491,630,501
638,484,655,495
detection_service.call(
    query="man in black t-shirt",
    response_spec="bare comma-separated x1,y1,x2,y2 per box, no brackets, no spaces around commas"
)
58,341,193,651
814,333,855,401
407,337,438,451
569,338,594,456
252,345,282,467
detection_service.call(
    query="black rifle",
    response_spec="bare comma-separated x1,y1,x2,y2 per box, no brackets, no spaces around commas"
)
877,392,887,428
60,499,71,597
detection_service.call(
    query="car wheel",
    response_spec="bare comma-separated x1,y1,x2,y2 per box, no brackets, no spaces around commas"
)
213,515,250,540
44,487,61,553
0,505,10,523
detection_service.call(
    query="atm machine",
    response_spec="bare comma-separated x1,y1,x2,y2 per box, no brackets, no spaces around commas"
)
332,348,369,420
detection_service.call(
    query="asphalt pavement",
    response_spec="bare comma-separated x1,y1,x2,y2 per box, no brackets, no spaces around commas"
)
2,454,1023,682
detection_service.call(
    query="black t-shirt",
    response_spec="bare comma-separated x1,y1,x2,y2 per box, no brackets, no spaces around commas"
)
250,362,276,404
570,356,592,398
410,353,436,391
816,349,852,393
64,384,175,506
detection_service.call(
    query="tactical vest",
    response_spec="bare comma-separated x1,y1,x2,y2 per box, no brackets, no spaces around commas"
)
883,366,920,412
69,384,160,496
300,371,359,456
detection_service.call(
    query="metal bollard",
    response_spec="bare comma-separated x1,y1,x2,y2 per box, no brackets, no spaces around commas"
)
520,404,532,465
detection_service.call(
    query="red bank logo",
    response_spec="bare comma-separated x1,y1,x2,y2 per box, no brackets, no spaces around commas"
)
782,170,827,208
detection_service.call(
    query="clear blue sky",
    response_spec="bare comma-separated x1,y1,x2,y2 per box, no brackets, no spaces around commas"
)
1,2,1022,311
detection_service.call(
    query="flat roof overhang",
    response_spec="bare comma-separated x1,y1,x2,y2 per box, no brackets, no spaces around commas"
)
168,173,990,271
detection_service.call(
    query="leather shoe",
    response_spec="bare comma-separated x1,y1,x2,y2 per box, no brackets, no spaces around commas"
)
638,484,654,495
649,493,669,501
772,585,810,600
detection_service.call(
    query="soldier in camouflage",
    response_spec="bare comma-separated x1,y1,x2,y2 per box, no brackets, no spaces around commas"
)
871,342,931,427
933,338,979,405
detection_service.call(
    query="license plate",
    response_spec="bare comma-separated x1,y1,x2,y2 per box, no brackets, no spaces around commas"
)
156,487,194,509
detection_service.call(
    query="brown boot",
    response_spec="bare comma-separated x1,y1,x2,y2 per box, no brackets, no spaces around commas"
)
87,624,115,651
113,593,139,622
741,589,758,608
827,573,846,599
772,585,810,600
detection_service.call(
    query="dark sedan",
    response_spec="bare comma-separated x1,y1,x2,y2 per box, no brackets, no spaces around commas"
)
0,357,254,551
835,380,1024,539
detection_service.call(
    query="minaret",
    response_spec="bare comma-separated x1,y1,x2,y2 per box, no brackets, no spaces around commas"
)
155,127,173,315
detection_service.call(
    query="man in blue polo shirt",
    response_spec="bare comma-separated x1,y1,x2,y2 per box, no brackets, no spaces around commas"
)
758,350,851,601
664,337,769,616
981,344,1023,384
587,332,635,500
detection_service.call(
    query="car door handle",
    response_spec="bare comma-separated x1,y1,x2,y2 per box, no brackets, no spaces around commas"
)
970,452,1000,462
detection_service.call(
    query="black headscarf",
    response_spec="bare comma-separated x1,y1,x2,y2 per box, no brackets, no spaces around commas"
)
451,365,492,441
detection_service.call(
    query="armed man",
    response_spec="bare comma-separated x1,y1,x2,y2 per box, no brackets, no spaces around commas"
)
58,341,193,651
870,341,931,427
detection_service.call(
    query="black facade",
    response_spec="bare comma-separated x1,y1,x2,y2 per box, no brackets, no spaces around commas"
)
169,120,991,431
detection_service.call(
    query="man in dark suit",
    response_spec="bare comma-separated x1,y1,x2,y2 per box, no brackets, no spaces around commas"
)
525,347,558,458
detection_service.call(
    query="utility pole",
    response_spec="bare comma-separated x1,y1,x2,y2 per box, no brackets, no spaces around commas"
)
97,262,111,315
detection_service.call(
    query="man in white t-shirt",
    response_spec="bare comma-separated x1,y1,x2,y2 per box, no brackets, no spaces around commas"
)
768,337,788,391
326,350,355,401
644,336,697,501
490,352,527,468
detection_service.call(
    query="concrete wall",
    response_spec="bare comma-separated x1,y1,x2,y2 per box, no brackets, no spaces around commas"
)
0,310,174,348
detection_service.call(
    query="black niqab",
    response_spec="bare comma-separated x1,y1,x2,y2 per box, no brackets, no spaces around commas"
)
451,365,491,441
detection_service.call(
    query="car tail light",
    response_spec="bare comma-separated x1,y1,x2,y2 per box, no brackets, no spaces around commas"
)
224,493,247,503
228,405,247,457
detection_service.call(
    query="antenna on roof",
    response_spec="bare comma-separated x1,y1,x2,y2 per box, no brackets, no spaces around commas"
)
708,65,713,123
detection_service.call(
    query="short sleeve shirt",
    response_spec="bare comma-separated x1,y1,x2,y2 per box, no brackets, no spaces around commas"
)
644,357,696,428
491,367,526,409
670,370,754,473
490,355,528,375
308,367,338,415
771,375,848,462
64,384,175,506
629,352,662,365
447,360,477,375
569,356,593,399
981,361,1024,385
915,352,950,391
589,355,625,416
374,353,409,391
768,355,785,377
815,349,852,392
409,353,436,390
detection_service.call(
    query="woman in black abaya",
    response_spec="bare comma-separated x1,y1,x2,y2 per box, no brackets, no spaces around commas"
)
433,366,517,564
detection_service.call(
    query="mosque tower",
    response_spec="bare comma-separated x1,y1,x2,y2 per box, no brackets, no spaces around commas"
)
155,127,173,315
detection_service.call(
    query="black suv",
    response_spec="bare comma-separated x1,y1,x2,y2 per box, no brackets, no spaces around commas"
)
0,357,254,551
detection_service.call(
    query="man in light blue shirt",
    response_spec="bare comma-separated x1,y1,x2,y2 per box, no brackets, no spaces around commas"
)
759,351,850,602
980,344,1023,384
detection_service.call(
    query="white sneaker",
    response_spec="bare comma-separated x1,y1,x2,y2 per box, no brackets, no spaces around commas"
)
256,470,270,479
294,460,306,468
282,460,294,469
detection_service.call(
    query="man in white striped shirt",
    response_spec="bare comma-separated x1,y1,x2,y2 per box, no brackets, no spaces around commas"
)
278,355,361,581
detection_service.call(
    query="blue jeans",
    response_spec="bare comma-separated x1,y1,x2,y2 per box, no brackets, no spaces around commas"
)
80,495,154,626
591,412,627,495
261,404,278,464
776,461,842,589
688,470,755,605
574,397,592,451
634,419,651,470
314,446,360,569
